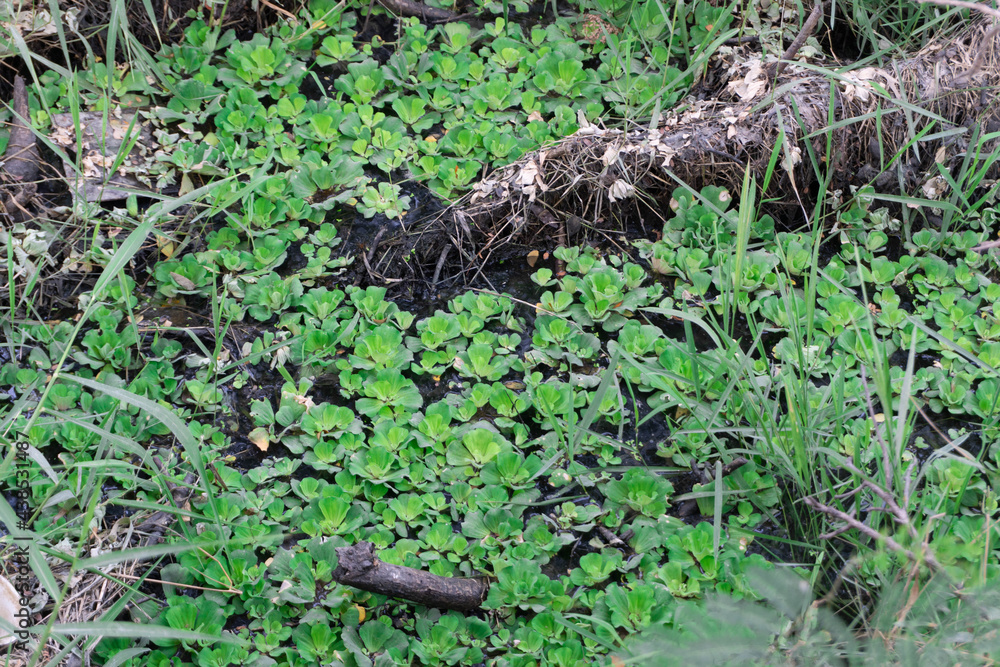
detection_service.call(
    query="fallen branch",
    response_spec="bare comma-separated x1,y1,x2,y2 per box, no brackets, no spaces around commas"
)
333,541,488,611
767,0,826,81
3,75,39,184
2,75,40,224
376,16,1000,284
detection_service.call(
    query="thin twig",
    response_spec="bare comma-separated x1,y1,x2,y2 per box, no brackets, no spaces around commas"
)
432,243,451,288
259,0,296,19
367,226,387,265
955,23,1000,83
917,0,1000,21
804,496,934,569
911,399,978,461
114,574,240,595
806,465,943,573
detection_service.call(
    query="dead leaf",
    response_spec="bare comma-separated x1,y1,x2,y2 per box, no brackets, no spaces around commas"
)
249,427,270,452
519,161,538,187
600,145,619,166
781,146,802,174
727,61,767,101
527,250,540,267
608,179,635,202
922,175,948,200
169,272,196,291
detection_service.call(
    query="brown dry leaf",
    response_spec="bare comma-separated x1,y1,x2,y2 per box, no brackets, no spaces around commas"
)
608,179,635,202
180,173,195,196
527,110,543,123
169,272,196,290
249,427,270,452
519,161,538,187
527,250,540,267
50,124,74,146
600,145,620,166
922,175,948,200
781,145,802,174
727,62,767,101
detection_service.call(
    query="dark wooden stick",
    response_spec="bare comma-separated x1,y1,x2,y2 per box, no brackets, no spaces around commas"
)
333,541,488,611
767,1,826,81
4,75,39,183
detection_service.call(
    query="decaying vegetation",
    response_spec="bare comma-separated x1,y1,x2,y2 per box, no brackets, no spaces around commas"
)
378,15,1000,286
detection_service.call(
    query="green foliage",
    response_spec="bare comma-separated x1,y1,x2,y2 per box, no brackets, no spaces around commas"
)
624,569,1000,666
604,468,674,518
16,5,1000,667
